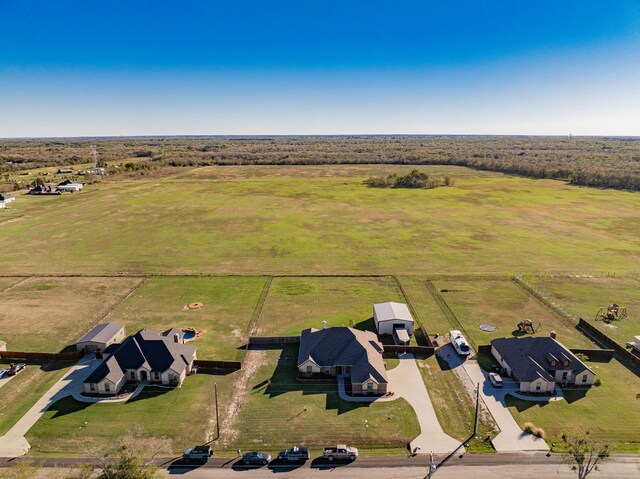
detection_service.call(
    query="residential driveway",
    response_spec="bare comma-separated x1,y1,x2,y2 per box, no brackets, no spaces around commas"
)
387,353,463,455
0,354,100,458
462,360,549,453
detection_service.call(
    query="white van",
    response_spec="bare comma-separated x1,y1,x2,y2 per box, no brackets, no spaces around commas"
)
449,330,471,357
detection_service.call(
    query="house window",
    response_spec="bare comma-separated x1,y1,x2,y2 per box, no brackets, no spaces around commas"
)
104,383,110,392
130,371,136,380
562,372,568,381
89,383,95,391
535,383,541,391
582,375,588,383
367,383,374,391
324,367,331,374
154,372,161,381
306,365,313,373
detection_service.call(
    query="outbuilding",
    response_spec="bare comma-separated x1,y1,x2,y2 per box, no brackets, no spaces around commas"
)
373,302,415,340
76,323,126,353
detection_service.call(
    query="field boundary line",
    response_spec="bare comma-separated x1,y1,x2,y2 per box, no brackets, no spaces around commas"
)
66,276,149,348
393,275,433,347
0,276,32,294
512,275,578,326
423,280,476,350
241,276,273,361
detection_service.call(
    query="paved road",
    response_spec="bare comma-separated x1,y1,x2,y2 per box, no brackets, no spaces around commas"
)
462,360,549,452
0,355,99,458
387,353,462,455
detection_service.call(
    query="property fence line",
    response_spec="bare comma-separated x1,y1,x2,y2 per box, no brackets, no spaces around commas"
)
383,345,434,356
0,350,83,361
241,276,274,356
476,344,615,362
194,359,242,370
393,275,433,347
577,318,640,369
512,275,578,326
248,336,301,345
423,280,476,349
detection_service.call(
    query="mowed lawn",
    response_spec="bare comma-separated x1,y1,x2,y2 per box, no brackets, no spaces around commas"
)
431,279,595,350
0,277,143,352
507,358,640,453
0,361,73,436
1,165,640,275
257,276,408,337
227,346,420,455
27,370,239,456
106,276,268,360
524,275,640,348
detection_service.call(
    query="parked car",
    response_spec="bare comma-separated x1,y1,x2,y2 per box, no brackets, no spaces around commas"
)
449,330,471,357
241,451,271,465
278,446,309,462
7,363,26,376
323,444,358,461
182,445,213,463
488,372,503,388
0,369,8,379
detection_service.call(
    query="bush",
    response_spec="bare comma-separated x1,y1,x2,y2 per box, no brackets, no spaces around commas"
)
593,378,601,387
523,422,546,438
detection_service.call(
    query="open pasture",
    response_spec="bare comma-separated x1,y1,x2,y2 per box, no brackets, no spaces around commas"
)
524,275,640,348
0,276,143,352
105,276,268,360
256,276,411,338
226,346,420,454
431,279,596,349
0,165,639,275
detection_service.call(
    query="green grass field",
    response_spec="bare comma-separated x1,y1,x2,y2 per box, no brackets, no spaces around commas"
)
0,276,143,352
1,165,640,275
26,370,239,456
226,346,420,455
105,276,268,360
523,275,640,348
507,358,640,453
257,276,407,336
0,361,73,436
431,279,595,349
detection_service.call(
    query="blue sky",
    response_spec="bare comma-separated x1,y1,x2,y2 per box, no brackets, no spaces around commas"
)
1,0,639,136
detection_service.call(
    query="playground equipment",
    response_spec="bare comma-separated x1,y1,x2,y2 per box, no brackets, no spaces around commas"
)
517,319,538,334
595,304,627,323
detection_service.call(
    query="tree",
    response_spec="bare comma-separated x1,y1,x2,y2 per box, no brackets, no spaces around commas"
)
562,431,610,479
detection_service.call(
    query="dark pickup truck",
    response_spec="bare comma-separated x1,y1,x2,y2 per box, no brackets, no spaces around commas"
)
277,446,309,462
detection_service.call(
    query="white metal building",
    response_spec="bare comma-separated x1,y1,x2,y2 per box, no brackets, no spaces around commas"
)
373,302,415,337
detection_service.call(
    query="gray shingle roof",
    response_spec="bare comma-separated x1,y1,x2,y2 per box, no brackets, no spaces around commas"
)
84,328,196,385
491,336,593,383
298,327,387,385
77,323,125,345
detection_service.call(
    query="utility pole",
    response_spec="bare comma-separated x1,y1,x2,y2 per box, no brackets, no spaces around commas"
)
215,382,220,440
424,451,437,478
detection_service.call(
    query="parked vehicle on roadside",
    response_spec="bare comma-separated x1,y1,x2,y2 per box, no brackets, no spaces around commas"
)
7,363,26,376
449,330,471,357
182,445,213,463
323,444,358,461
241,451,271,465
278,446,309,462
489,372,503,388
0,369,8,379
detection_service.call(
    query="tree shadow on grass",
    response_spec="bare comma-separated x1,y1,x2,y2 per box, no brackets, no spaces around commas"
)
257,345,371,415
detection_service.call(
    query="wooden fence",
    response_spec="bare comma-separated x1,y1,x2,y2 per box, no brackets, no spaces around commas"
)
0,350,83,361
577,318,640,368
248,336,301,345
383,345,434,356
194,359,242,370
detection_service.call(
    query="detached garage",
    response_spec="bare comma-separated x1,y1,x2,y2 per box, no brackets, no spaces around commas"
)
76,323,126,353
373,302,414,341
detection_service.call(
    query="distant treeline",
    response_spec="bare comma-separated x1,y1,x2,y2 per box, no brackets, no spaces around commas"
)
2,136,640,191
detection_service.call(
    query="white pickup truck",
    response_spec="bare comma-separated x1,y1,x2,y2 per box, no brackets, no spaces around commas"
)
182,445,213,463
449,330,471,357
323,444,358,461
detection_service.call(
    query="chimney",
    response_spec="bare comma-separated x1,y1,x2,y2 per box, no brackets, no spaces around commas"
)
174,333,180,343
550,331,557,340
322,321,327,330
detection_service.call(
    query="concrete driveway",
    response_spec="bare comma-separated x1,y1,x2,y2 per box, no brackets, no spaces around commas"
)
462,360,549,453
0,354,101,458
387,353,463,455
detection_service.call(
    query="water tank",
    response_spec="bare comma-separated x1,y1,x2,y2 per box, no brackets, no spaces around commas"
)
550,331,557,339
322,321,327,330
